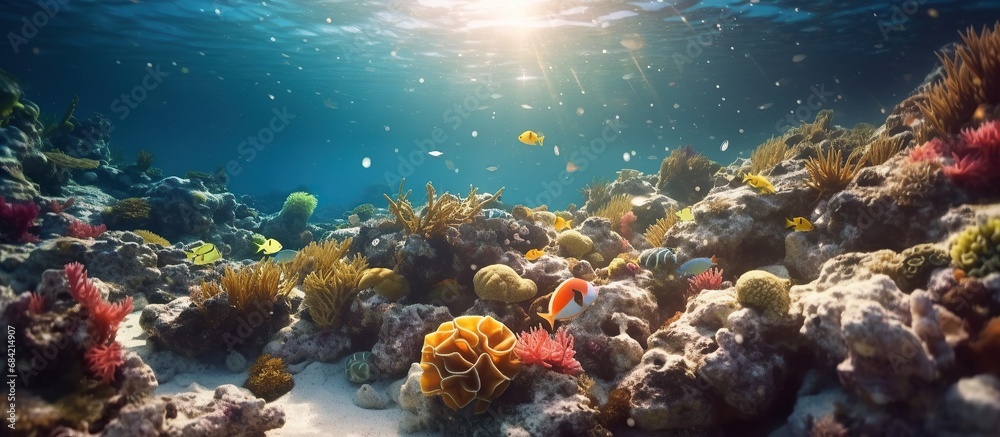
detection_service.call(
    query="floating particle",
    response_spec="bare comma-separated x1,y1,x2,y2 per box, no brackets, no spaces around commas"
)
326,18,332,23
553,145,560,156
758,103,773,110
521,104,533,109
491,93,502,99
418,77,424,83
362,157,371,168
270,37,276,42
428,151,443,157
622,153,631,162
647,155,658,160
673,103,680,109
268,94,275,100
472,131,478,137
792,54,807,62
623,73,635,80
576,107,584,116
720,140,729,151
445,160,455,170
486,166,498,171
181,67,190,74
566,161,579,172
384,126,390,132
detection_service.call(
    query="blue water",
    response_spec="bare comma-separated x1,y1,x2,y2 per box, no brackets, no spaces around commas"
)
2,0,998,213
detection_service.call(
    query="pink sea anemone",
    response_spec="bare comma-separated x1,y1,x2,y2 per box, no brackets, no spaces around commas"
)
515,325,584,376
687,267,724,300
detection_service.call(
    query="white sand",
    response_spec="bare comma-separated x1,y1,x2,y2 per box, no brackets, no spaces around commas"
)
120,312,439,436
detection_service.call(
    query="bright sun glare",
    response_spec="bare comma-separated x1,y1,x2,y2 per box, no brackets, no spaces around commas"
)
459,0,550,30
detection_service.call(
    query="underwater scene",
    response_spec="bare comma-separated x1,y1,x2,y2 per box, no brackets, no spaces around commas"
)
2,0,1000,435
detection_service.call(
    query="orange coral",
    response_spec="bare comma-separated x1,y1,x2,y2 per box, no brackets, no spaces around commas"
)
419,315,521,413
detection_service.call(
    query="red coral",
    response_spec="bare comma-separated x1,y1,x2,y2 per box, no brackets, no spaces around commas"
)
0,196,39,244
515,325,583,376
935,120,1000,190
49,198,75,214
84,342,124,383
65,262,134,343
67,220,107,239
907,138,947,163
618,211,637,239
28,292,46,314
687,267,723,299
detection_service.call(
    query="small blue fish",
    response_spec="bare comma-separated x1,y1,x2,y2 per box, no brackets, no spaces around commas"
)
676,256,718,277
271,249,298,264
639,247,678,271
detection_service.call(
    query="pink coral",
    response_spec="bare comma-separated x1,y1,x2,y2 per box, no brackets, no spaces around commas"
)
85,342,124,383
515,325,583,376
66,262,133,343
687,267,723,299
925,120,1000,190
67,220,106,239
28,292,45,314
618,211,637,239
0,196,39,243
907,138,947,163
49,198,75,214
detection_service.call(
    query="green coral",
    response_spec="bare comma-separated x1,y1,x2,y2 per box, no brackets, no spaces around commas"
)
655,146,722,204
191,191,208,204
106,197,151,224
136,150,154,171
351,203,377,221
735,270,791,318
244,354,294,402
346,351,375,384
556,230,594,259
898,243,950,291
281,191,318,220
950,217,1000,277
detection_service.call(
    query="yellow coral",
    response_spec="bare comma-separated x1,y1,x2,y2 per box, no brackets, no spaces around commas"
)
357,267,410,301
420,315,521,414
749,136,794,175
556,230,594,258
735,270,791,318
107,197,151,222
43,151,99,169
804,146,864,196
301,254,368,328
244,354,294,402
384,179,503,238
132,229,170,246
220,260,297,313
593,194,633,227
473,264,537,302
643,210,677,247
284,238,353,284
950,217,1000,277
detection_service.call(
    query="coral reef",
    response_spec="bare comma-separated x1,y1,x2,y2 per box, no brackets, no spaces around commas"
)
735,269,791,319
357,267,410,301
384,180,503,238
656,145,722,204
514,326,583,375
950,217,1000,277
244,354,295,402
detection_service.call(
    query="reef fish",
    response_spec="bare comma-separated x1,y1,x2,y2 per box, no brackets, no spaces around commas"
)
483,208,512,219
785,217,814,232
676,256,718,277
271,249,298,263
554,216,572,231
743,173,776,194
256,238,282,254
186,243,222,265
675,207,694,222
518,130,544,147
639,247,678,271
525,249,545,261
538,278,598,329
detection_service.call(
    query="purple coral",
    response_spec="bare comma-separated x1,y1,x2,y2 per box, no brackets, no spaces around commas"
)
0,196,39,243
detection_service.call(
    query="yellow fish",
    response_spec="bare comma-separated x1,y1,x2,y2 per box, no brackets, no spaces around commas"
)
525,249,546,261
675,207,694,221
785,217,814,232
186,243,222,265
518,130,544,147
554,216,572,231
256,238,282,254
743,173,776,194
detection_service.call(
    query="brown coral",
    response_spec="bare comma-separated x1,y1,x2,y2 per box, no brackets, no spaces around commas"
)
918,22,1000,136
749,136,794,175
284,238,353,284
385,179,503,238
43,151,100,169
804,145,864,196
643,211,677,248
887,161,944,206
219,260,296,313
244,354,294,402
656,145,721,203
106,197,151,223
861,134,909,167
420,315,521,414
301,254,367,329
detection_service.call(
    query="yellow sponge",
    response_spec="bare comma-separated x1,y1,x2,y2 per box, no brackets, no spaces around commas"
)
735,270,791,318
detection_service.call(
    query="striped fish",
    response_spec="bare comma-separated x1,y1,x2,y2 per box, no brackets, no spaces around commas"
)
639,247,679,271
483,208,512,219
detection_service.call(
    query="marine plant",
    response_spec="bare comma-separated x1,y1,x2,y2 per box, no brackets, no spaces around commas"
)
949,217,1000,277
218,259,297,313
66,220,106,239
280,191,318,220
804,145,865,197
514,326,583,376
244,354,294,402
132,229,171,246
0,196,39,243
861,134,909,167
656,145,721,204
301,254,368,329
106,197,151,223
420,315,521,414
581,178,611,211
735,270,791,318
642,211,678,248
918,22,1000,137
284,238,353,284
135,150,154,171
749,136,794,175
43,151,100,169
593,194,633,234
351,203,377,221
384,179,503,238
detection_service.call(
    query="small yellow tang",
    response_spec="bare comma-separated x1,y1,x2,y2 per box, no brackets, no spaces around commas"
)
743,173,776,194
525,249,546,261
675,207,694,221
785,217,814,232
256,238,283,254
554,216,572,231
186,243,222,265
518,130,545,147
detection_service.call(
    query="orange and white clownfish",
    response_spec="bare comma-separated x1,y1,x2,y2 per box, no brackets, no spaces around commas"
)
537,278,598,329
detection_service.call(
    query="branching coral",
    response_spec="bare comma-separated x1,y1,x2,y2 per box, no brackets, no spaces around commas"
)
593,194,634,236
581,178,611,211
656,145,722,203
43,151,100,169
218,260,297,313
84,342,124,384
132,229,171,246
244,354,295,402
66,262,133,344
384,179,503,238
301,254,368,329
67,220,106,239
804,145,865,196
0,196,39,243
749,136,794,175
514,325,583,376
862,134,909,167
643,211,677,248
284,238,353,283
918,22,1000,136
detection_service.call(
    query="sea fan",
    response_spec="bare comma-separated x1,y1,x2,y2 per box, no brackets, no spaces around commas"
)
84,342,124,383
515,325,583,376
67,220,107,239
66,262,134,343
